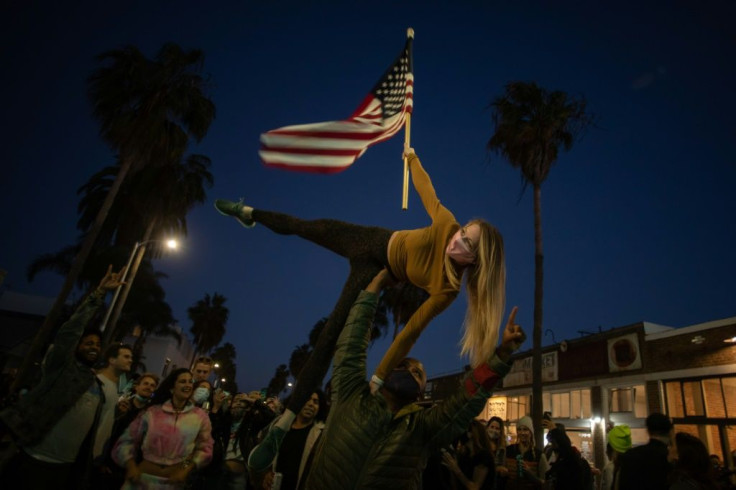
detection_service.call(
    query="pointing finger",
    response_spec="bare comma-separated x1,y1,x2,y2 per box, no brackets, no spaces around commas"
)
507,306,519,325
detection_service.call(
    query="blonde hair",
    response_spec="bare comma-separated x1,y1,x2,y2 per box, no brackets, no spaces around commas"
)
445,219,506,368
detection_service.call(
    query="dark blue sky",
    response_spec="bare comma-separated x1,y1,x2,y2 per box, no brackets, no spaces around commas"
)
2,1,735,392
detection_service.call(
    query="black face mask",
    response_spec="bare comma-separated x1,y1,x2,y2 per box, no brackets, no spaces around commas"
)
384,369,421,401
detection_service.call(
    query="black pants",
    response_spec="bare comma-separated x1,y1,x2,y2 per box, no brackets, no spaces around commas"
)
252,209,392,413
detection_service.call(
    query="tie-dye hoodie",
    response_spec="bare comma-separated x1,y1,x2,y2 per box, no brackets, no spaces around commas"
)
113,400,213,469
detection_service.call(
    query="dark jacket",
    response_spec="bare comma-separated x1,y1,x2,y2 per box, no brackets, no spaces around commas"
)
0,291,106,447
617,437,671,490
304,290,511,490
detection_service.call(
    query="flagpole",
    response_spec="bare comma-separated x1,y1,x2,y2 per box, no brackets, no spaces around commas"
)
402,113,411,210
402,27,414,210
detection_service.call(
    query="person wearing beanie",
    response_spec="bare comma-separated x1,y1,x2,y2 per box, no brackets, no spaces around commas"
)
601,424,632,490
505,415,548,489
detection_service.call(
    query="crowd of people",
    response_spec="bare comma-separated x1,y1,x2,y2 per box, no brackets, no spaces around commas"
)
426,411,734,490
0,147,734,489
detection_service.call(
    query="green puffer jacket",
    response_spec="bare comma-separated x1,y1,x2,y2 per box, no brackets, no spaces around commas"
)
305,290,511,490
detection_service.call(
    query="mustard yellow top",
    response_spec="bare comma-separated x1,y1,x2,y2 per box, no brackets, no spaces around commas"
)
377,153,460,381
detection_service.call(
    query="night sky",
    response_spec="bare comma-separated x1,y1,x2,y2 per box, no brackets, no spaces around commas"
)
2,1,735,392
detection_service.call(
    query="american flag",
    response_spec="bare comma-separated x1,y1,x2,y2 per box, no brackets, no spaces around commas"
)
259,35,414,174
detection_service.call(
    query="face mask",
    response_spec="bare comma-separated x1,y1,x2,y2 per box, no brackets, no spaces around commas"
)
134,394,150,404
445,230,476,265
384,369,421,401
192,387,210,404
487,428,500,440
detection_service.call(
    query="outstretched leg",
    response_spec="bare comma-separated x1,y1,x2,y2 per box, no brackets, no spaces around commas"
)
215,201,391,406
252,209,391,261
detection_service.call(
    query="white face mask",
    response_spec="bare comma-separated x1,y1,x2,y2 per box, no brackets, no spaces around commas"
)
445,229,476,265
192,387,210,404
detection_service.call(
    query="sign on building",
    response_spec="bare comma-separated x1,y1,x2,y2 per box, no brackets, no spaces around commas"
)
504,351,558,387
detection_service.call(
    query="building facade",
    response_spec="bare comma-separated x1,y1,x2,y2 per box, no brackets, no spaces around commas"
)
425,315,736,471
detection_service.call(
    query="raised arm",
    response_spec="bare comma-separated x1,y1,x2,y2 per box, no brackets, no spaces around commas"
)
404,146,455,223
421,307,525,448
333,270,392,399
249,270,391,475
373,292,455,382
46,265,125,370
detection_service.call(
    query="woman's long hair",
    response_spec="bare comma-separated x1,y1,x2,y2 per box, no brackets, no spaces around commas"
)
467,419,494,457
487,416,507,451
447,219,506,367
150,368,191,406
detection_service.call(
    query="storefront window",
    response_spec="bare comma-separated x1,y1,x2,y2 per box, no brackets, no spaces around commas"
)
666,376,736,419
610,385,646,417
702,378,726,418
665,382,685,417
552,392,570,418
543,389,591,419
508,395,529,422
723,377,736,418
683,381,705,416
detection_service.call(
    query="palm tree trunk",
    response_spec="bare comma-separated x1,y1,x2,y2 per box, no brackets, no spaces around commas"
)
12,157,133,392
104,219,156,345
532,181,545,449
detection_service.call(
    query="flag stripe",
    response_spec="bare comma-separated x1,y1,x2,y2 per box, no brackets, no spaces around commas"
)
260,37,414,173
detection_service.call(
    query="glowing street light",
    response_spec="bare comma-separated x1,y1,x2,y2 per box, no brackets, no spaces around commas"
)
101,238,179,335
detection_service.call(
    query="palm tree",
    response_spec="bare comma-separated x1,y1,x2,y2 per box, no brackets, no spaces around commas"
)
266,364,290,398
378,283,429,340
211,342,238,393
288,344,313,380
188,293,229,362
487,81,593,448
101,153,214,337
27,244,179,345
16,43,215,390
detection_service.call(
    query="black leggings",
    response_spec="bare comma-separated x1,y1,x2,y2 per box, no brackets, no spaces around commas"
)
252,209,392,413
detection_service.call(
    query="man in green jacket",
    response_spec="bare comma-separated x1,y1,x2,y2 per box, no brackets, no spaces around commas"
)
303,269,525,489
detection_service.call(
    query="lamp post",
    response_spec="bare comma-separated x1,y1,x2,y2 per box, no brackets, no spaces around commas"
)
100,238,178,342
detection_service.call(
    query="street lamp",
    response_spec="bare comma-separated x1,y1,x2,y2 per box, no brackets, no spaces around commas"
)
100,238,178,333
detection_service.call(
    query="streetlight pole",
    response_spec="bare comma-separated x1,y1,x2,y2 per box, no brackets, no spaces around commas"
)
100,240,144,332
100,238,178,343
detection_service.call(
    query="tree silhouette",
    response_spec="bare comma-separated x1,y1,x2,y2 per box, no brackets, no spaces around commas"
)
211,342,238,393
288,344,312,380
488,81,593,447
266,364,290,398
378,282,429,340
188,292,229,362
16,43,215,390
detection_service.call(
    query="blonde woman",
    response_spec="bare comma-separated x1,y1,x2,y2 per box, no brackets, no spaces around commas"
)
215,145,506,413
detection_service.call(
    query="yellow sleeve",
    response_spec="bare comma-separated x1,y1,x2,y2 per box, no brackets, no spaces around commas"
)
408,154,455,223
374,293,456,381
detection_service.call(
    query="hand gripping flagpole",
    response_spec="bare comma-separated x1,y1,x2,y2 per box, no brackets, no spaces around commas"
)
402,27,414,210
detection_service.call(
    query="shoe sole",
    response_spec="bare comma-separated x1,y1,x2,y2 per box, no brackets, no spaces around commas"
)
214,200,255,228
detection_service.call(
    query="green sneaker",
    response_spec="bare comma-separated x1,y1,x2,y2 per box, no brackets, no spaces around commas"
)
214,199,255,228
